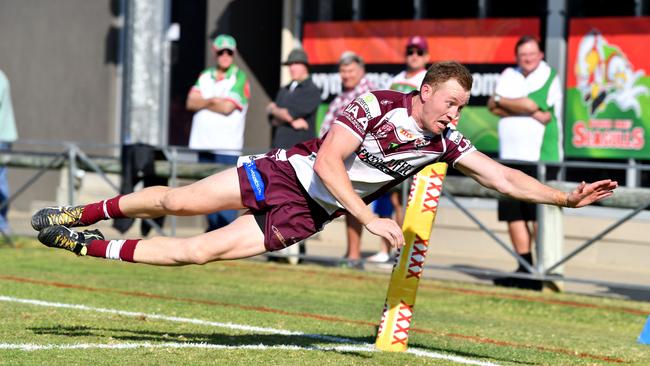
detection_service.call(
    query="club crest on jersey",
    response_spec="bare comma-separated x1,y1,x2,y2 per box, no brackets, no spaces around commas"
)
373,122,395,138
413,137,431,149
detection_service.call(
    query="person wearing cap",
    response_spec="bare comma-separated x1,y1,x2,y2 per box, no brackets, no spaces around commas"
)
365,36,432,264
266,48,321,150
186,34,250,232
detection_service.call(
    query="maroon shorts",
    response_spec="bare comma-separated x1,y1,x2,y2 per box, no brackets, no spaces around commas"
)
237,150,332,251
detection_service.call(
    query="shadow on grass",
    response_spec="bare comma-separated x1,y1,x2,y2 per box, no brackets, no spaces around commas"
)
28,324,534,364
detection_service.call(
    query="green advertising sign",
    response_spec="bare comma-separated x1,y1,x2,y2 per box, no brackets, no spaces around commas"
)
566,17,650,159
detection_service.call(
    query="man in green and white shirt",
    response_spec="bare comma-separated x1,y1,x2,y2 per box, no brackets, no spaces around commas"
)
186,34,250,231
487,36,563,290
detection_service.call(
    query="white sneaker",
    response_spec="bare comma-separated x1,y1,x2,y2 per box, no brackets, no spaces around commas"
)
366,252,391,263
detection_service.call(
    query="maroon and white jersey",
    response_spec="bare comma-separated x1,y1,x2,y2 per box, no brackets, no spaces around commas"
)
286,90,476,215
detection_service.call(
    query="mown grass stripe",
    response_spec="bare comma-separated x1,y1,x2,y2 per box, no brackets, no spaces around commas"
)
0,276,629,363
0,297,499,366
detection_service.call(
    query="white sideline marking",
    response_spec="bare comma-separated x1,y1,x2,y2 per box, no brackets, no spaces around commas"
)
0,295,498,366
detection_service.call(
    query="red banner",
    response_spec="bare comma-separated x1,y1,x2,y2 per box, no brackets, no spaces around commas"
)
303,18,539,65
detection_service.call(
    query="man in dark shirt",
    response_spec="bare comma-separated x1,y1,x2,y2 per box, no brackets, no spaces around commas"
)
267,48,322,149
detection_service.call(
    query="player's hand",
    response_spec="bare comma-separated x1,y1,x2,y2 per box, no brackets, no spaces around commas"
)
365,218,405,249
566,179,618,208
291,118,309,130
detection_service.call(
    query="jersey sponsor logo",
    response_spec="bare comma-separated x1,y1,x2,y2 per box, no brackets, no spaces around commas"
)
271,225,298,248
243,161,265,201
342,100,369,132
397,127,415,140
344,103,360,118
356,147,415,178
446,129,463,145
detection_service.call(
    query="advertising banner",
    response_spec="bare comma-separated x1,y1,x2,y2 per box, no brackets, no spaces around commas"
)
566,17,650,158
303,18,540,153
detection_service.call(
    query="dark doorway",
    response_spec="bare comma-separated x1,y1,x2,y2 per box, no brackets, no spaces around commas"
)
168,0,207,147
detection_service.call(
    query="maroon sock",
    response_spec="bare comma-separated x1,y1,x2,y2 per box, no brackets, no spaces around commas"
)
80,195,125,225
86,239,140,262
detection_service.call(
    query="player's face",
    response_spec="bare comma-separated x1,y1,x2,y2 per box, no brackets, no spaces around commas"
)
288,63,308,81
405,47,429,72
516,41,544,76
419,79,469,135
215,48,234,70
339,62,364,90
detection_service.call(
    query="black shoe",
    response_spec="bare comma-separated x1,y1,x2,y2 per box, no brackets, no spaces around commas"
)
31,206,84,231
38,225,104,256
493,275,542,291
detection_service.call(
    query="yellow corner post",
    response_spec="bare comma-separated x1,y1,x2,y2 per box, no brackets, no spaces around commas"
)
375,162,448,352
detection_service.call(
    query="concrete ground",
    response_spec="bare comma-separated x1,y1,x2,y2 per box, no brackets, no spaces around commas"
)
3,172,650,302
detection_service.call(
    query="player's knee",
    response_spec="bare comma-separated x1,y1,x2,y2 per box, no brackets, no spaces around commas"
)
160,188,187,215
185,240,219,265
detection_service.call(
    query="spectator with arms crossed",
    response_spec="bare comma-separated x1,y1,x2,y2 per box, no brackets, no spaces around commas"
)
186,34,250,232
487,36,563,290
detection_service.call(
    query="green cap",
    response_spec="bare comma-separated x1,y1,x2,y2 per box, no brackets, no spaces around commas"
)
212,34,237,51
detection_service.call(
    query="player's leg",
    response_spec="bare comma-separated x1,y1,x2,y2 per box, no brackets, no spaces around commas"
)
32,167,243,230
38,213,266,264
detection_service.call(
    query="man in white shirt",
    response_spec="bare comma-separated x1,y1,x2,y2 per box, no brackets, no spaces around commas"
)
487,36,563,290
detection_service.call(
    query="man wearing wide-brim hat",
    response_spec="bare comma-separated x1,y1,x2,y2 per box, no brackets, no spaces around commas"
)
266,48,322,150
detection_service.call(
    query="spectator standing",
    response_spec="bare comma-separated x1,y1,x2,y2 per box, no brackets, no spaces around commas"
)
487,36,563,290
318,51,375,269
186,34,250,231
267,48,321,149
266,48,321,262
366,35,431,264
0,69,17,236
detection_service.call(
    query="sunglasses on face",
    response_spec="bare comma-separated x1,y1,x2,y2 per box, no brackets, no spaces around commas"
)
216,49,234,56
406,48,425,56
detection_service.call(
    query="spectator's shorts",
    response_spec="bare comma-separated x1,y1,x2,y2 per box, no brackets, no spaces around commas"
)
497,163,538,222
236,150,331,251
372,192,394,218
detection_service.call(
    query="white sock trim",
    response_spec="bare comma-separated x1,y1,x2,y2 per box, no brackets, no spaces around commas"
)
106,240,125,260
102,200,111,219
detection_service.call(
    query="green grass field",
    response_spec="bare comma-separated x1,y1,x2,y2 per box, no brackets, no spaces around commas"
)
1,237,650,365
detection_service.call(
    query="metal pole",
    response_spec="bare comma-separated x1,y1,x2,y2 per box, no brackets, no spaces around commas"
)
413,0,423,19
535,162,547,273
545,197,650,273
67,144,77,206
443,191,538,274
545,0,567,84
627,158,638,188
352,0,361,20
159,0,172,147
170,146,178,236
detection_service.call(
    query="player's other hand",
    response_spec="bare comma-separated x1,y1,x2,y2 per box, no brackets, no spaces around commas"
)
365,218,405,249
567,179,618,208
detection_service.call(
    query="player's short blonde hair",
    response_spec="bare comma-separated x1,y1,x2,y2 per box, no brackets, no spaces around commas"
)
421,61,473,92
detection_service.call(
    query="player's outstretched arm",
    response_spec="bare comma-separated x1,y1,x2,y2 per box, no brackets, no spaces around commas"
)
455,151,618,208
314,124,405,248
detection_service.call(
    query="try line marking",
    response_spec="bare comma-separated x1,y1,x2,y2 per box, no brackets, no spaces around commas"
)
0,295,498,366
